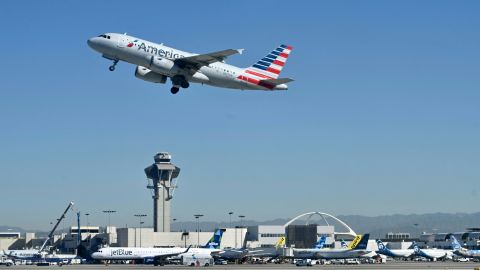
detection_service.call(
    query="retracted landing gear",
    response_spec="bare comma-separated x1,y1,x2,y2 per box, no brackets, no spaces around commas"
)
109,59,119,71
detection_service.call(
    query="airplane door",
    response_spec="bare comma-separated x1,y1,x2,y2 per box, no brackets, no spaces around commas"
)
117,35,127,48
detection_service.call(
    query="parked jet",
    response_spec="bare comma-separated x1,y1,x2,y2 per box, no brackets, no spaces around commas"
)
412,242,452,261
450,235,480,258
217,236,286,261
294,234,370,259
87,33,293,94
91,229,224,266
375,240,414,259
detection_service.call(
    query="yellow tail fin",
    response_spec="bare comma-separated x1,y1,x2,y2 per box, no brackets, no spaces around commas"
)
347,235,362,249
275,236,286,249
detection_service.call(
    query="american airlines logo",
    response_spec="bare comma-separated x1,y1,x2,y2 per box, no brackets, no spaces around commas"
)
111,249,133,256
129,41,185,59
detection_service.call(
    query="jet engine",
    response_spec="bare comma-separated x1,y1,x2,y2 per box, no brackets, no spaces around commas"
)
134,66,167,83
148,56,181,75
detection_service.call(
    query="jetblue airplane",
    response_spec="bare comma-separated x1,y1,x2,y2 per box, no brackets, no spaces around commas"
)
91,229,224,266
87,33,293,94
450,235,480,258
375,240,414,259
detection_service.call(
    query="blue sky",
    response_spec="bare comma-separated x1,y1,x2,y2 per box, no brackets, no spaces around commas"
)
1,1,479,230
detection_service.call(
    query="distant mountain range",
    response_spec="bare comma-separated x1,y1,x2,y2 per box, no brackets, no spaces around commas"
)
3,212,480,239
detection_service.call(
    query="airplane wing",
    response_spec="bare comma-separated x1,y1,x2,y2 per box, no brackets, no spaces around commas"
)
175,49,244,69
145,246,192,260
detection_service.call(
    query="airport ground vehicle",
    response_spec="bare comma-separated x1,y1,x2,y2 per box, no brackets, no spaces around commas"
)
181,254,213,267
295,259,312,267
0,256,14,266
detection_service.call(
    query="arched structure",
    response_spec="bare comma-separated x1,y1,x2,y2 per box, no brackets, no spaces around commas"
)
284,211,356,237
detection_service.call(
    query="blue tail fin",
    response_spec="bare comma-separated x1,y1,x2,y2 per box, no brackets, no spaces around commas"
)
376,239,388,251
340,239,348,248
202,229,225,249
353,234,370,250
450,235,461,250
314,235,327,249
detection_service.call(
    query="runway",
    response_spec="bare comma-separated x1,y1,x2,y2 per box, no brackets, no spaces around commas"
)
5,262,480,270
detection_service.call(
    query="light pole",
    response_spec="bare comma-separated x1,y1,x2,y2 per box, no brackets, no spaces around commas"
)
134,214,147,247
194,214,204,247
172,218,177,232
238,215,245,248
228,212,234,228
85,213,90,247
102,210,117,233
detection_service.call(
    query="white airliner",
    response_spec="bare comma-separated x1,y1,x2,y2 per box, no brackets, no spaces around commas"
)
293,234,371,260
91,229,224,266
375,239,414,259
412,242,452,261
87,33,293,94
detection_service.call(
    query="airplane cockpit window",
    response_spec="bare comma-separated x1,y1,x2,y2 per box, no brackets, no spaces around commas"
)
98,34,107,38
107,35,111,39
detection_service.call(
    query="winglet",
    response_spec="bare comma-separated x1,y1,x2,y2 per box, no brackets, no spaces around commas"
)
237,49,244,55
182,245,192,254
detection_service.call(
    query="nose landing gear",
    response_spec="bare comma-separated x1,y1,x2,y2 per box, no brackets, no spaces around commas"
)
109,59,119,71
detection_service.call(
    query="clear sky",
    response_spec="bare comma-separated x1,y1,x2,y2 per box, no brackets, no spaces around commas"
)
1,1,479,231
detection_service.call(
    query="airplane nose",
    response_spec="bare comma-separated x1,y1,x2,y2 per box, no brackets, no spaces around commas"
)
87,38,93,48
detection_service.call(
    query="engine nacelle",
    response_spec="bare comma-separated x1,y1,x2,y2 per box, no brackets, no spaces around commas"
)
148,56,181,75
134,66,167,84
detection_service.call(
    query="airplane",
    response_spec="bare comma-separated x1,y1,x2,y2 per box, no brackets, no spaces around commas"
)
450,235,480,258
91,229,224,266
412,242,452,261
216,236,286,261
87,33,294,94
293,234,370,259
375,239,414,259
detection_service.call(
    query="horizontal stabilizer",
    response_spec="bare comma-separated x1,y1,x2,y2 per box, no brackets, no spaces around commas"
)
260,78,294,85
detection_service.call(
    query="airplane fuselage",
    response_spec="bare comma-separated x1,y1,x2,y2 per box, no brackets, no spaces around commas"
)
87,33,289,92
91,247,216,260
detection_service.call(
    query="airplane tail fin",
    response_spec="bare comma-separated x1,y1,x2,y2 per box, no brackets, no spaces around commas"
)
275,236,286,249
449,235,462,250
314,235,327,249
412,242,421,254
352,234,370,250
340,239,348,248
246,45,293,79
347,235,362,249
202,229,225,249
376,239,389,251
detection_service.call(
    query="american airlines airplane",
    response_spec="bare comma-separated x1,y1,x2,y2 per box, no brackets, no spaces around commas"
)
87,33,294,94
91,229,224,266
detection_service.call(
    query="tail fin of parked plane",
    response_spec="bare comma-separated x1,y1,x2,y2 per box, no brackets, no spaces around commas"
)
352,234,370,250
275,237,286,249
340,240,348,248
449,235,462,251
202,229,225,249
347,235,362,249
376,239,389,251
246,45,293,79
314,235,327,249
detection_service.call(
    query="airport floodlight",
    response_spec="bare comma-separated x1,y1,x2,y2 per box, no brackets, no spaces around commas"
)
102,210,117,231
194,214,204,247
228,212,234,228
145,152,181,232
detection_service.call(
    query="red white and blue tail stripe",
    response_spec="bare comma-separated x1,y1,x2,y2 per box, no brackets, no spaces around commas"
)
246,44,293,79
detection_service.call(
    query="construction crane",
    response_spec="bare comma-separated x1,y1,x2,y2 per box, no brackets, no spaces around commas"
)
38,202,74,254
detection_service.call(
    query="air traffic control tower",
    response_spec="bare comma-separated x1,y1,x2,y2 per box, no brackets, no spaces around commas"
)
144,152,181,232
